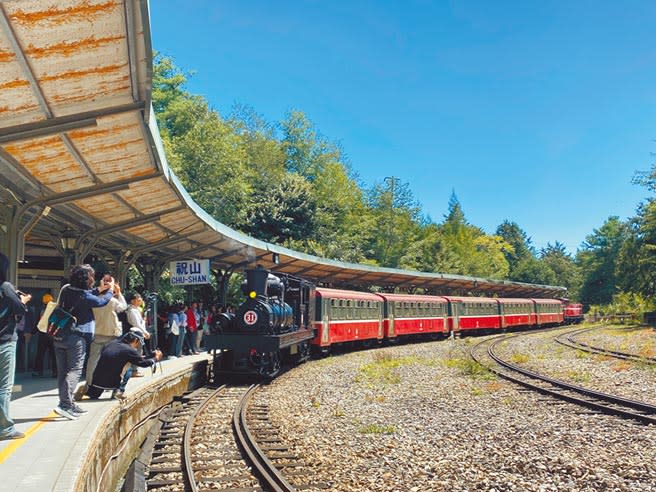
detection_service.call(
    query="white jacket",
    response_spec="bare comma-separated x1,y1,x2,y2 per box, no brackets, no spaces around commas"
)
91,294,127,337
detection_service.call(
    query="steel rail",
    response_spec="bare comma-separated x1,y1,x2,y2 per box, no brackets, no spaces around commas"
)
182,385,227,492
470,336,656,425
233,384,296,492
555,326,656,365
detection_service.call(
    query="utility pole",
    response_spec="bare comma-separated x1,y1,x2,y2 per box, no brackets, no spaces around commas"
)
383,176,397,266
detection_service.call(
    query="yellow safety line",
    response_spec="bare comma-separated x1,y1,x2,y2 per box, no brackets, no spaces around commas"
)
0,411,57,464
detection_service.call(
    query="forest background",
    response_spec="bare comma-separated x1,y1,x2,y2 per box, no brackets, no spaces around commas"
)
152,55,656,315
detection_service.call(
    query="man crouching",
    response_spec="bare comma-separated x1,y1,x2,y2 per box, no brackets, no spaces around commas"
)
86,328,163,399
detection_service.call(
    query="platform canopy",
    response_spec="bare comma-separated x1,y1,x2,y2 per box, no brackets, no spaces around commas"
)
0,0,567,298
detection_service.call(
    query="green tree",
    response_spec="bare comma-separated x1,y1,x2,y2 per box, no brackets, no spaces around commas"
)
577,217,628,305
496,220,533,276
244,173,318,244
443,190,467,233
432,194,512,279
511,257,556,286
366,177,421,267
280,111,342,181
306,162,372,262
540,242,582,299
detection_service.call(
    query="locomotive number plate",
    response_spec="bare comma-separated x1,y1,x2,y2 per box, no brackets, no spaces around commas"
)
244,310,258,325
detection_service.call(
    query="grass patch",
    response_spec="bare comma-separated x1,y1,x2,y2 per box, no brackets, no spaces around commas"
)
574,349,591,359
444,358,495,380
333,406,345,417
510,353,529,364
358,423,396,434
355,352,428,385
566,370,591,383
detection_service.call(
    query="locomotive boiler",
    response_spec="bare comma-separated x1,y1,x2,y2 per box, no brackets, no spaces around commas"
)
207,267,315,378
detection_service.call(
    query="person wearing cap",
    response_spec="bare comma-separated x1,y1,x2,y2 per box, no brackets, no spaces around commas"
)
85,329,162,400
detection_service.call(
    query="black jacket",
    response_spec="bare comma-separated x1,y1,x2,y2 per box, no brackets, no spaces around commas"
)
91,338,157,390
0,282,28,343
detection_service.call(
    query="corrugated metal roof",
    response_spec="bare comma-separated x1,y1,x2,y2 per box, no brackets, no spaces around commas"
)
0,0,567,298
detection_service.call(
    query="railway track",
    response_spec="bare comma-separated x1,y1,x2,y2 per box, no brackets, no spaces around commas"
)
130,384,325,492
555,325,656,365
471,334,656,425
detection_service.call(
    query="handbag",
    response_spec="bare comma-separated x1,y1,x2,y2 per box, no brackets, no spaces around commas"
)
37,300,58,332
170,318,179,336
41,285,81,341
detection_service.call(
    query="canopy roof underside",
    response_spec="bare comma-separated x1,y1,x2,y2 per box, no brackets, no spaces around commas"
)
0,0,566,298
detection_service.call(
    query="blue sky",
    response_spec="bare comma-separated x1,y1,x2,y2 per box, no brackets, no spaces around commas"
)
150,1,656,254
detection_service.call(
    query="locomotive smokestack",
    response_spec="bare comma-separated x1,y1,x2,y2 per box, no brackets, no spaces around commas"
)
246,267,269,297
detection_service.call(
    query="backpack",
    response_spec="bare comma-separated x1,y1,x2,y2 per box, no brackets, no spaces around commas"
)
117,310,130,335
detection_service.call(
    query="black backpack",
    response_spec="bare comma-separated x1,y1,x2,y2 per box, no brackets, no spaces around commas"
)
117,310,130,335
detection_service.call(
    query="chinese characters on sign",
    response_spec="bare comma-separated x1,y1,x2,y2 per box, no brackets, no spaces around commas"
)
169,259,210,285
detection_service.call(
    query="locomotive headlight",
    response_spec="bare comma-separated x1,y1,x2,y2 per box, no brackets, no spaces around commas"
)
249,291,256,299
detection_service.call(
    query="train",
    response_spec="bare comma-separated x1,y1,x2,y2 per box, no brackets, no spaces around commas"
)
207,267,579,378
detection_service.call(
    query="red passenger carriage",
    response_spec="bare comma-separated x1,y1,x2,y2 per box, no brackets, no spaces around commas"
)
443,296,502,333
532,298,564,325
497,298,536,328
313,288,384,352
376,293,449,340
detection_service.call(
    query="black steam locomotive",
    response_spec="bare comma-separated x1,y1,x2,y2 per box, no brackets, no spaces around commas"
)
206,267,315,378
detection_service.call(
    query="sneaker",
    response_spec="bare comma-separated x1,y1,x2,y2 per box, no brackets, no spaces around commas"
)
112,390,126,400
71,404,88,415
54,406,79,420
0,430,25,440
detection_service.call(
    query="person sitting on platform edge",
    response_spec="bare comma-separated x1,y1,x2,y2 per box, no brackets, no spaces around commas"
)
85,329,162,400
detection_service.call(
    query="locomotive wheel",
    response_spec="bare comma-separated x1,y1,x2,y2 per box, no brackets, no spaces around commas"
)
260,351,281,379
297,342,311,363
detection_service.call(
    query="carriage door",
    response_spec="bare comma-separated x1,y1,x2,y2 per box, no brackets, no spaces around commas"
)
450,301,460,334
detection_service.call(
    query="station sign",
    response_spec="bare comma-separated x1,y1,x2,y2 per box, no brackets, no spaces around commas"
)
170,259,210,285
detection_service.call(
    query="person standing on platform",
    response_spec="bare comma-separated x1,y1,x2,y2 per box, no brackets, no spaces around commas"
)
118,292,150,385
196,301,206,353
185,302,199,355
0,252,31,440
74,273,126,400
176,303,188,357
53,264,114,421
166,305,179,359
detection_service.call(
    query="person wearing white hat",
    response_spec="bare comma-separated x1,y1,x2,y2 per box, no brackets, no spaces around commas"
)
85,329,162,400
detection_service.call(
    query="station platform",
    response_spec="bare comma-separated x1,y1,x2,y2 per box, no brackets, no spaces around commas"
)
0,353,212,492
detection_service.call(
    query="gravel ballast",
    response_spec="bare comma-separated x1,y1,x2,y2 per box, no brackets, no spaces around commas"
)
255,326,656,491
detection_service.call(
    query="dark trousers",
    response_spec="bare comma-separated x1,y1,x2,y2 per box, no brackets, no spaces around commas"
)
184,330,195,354
53,334,90,410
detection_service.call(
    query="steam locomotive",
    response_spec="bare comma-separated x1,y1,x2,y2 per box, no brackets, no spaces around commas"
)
207,267,578,378
208,267,315,377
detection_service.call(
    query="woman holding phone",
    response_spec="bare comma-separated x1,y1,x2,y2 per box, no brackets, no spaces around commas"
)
0,253,31,440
